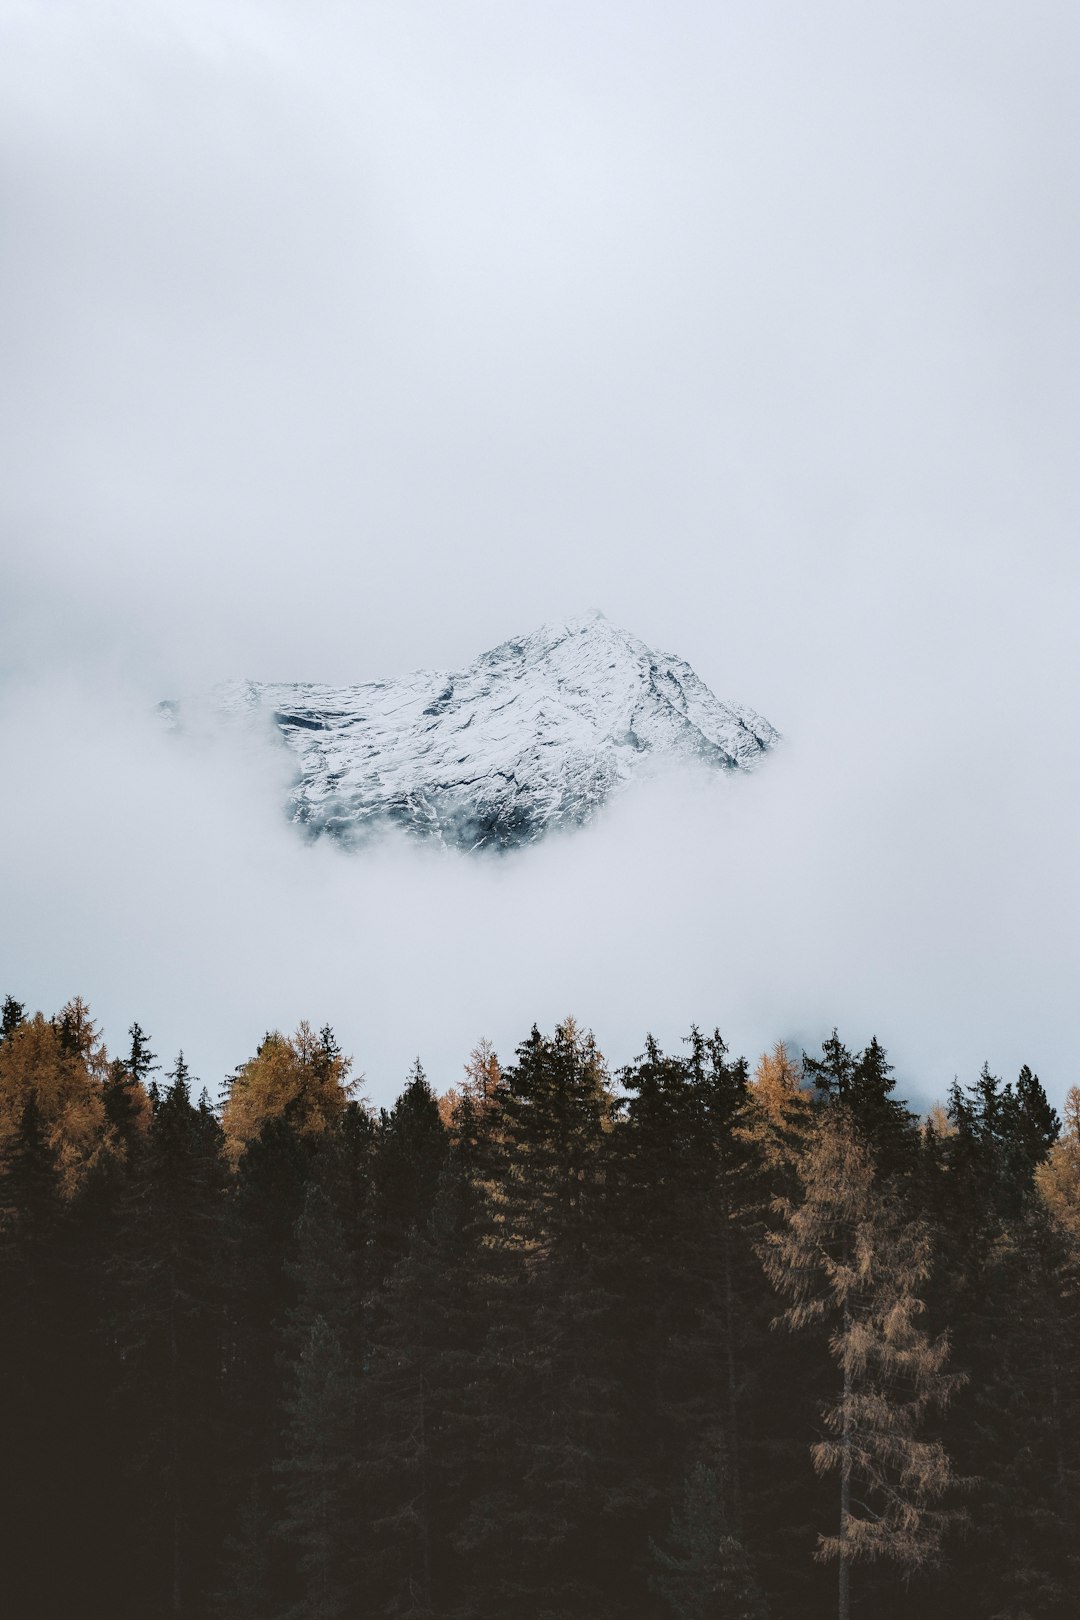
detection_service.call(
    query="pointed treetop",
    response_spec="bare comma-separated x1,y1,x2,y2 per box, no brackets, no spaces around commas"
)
1,995,25,1043
127,1022,159,1085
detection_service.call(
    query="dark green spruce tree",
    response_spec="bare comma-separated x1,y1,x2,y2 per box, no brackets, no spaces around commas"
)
608,1028,772,1614
1,992,26,1042
931,1063,1071,1616
0,1097,68,1618
369,1060,448,1287
650,1462,768,1620
111,1055,228,1618
274,1180,364,1620
360,1089,498,1618
458,1019,618,1620
803,1032,917,1176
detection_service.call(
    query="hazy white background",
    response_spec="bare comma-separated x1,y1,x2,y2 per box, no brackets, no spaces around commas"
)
2,0,1078,1106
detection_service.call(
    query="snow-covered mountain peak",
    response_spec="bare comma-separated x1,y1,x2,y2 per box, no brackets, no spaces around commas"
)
178,615,779,852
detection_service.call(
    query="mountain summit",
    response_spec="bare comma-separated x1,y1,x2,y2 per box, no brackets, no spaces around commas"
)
200,612,779,851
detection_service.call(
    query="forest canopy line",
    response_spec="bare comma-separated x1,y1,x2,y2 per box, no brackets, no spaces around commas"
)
0,994,1077,1620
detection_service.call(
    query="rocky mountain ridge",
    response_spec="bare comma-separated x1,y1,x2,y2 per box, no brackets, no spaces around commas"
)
170,611,779,851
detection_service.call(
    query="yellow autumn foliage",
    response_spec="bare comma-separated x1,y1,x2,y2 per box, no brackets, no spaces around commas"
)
1036,1085,1080,1251
440,1037,504,1133
0,998,109,1196
221,1020,352,1168
922,1102,957,1140
746,1041,814,1170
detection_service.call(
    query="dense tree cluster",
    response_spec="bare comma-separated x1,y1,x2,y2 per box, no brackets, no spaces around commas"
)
0,992,1078,1619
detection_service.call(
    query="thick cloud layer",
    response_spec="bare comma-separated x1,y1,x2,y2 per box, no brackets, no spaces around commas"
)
2,1,1078,1104
2,653,1075,1110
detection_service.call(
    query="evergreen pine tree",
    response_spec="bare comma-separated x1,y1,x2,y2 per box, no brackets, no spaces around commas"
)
220,1112,314,1605
369,1061,448,1285
275,1182,363,1620
650,1461,768,1620
948,1204,1080,1617
610,1024,767,1593
946,1061,1059,1223
111,1053,228,1617
219,1020,356,1552
0,1097,66,1617
1009,1064,1061,1184
209,1484,275,1620
1,993,25,1042
804,1032,916,1175
459,1019,618,1620
128,1020,160,1085
359,1099,499,1619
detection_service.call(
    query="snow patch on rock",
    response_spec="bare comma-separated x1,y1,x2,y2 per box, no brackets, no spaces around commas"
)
177,611,779,851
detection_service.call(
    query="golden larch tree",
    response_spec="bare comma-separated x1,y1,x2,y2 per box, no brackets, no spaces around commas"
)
746,1041,814,1177
221,1021,352,1169
763,1107,963,1620
1036,1086,1080,1252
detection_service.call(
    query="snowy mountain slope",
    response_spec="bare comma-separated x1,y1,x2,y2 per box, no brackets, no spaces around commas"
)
192,611,779,851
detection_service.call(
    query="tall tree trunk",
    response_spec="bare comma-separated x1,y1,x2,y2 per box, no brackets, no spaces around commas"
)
170,1290,183,1619
721,1203,742,1528
838,1302,851,1620
1047,1347,1079,1601
418,1369,432,1613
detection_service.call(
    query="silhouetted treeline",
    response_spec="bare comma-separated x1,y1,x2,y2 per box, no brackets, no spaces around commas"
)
1,993,1078,1620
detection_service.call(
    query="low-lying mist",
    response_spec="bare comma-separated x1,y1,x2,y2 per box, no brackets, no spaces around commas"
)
2,664,1075,1113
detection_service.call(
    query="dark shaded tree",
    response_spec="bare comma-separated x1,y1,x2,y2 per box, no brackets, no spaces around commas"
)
275,1182,364,1620
1,993,25,1042
650,1461,768,1620
606,1028,771,1611
369,1061,448,1286
804,1032,917,1176
0,1097,67,1617
111,1055,228,1617
455,1019,618,1620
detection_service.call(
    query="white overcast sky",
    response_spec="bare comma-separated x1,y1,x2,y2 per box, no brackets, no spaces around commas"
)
2,0,1078,1107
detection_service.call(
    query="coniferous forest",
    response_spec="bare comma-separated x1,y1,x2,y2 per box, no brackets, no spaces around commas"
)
1,995,1078,1620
